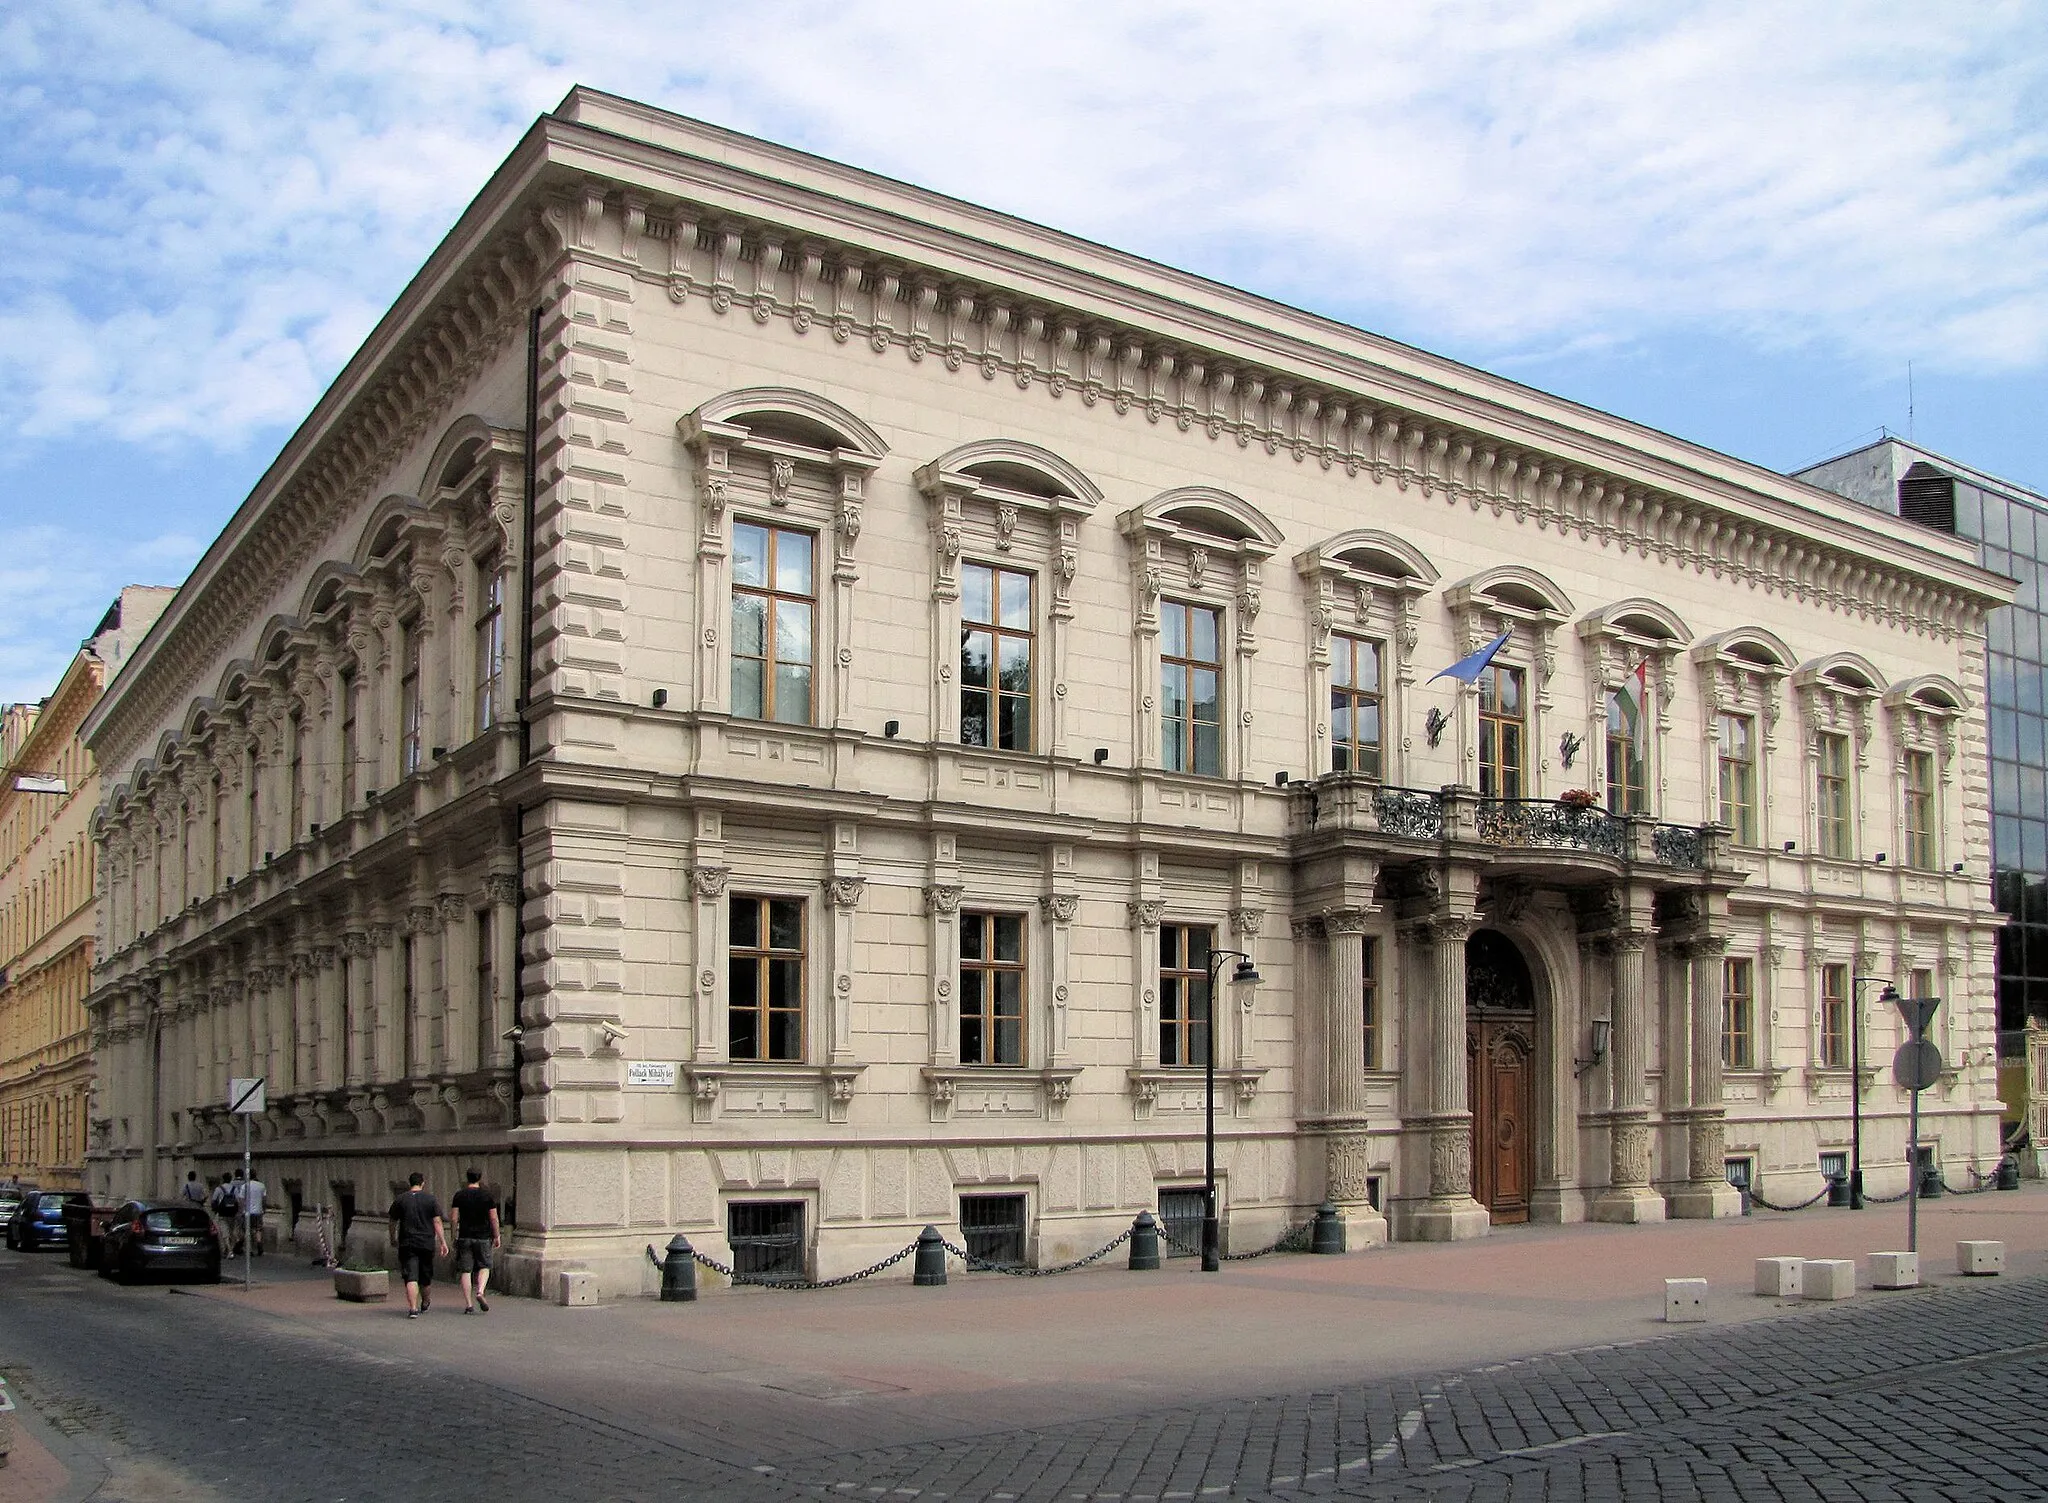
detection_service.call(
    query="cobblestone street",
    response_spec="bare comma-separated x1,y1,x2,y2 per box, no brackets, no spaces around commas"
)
5,1211,2047,1503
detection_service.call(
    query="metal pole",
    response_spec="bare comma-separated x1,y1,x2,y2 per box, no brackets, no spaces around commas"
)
241,1112,252,1290
1907,1079,1921,1256
1203,951,1219,1273
1850,989,1864,1210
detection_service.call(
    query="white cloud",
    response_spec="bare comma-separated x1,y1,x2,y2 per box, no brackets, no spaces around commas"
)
0,0,2042,448
0,525,206,704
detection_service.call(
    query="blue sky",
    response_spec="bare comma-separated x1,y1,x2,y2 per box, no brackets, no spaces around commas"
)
3,1,2045,704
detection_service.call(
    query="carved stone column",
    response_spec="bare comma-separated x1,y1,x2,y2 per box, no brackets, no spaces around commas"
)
485,873,520,1073
1594,931,1666,1223
1317,906,1389,1247
1408,913,1490,1241
1669,934,1741,1218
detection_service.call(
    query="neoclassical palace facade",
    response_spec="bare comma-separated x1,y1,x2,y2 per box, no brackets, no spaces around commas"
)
84,90,2012,1294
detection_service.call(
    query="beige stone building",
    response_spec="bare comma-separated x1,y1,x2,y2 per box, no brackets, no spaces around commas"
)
84,90,2012,1294
3,588,172,1188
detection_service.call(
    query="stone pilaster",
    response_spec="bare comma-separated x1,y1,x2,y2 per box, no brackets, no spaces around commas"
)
1669,934,1742,1219
1594,930,1666,1223
1408,912,1490,1241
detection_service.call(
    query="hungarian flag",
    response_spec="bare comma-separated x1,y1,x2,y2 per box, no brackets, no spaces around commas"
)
1615,657,1651,721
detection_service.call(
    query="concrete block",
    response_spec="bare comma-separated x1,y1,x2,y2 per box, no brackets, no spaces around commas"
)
1869,1251,1918,1289
1802,1259,1857,1300
557,1270,599,1307
1664,1277,1708,1322
1754,1256,1804,1297
1957,1239,2005,1276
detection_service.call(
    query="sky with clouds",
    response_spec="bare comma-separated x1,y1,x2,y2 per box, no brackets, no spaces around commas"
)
2,0,2045,704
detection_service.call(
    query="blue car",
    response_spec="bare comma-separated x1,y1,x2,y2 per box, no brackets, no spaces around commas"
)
5,1190,73,1251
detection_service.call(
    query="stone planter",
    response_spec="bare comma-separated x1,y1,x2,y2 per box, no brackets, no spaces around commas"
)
332,1268,389,1303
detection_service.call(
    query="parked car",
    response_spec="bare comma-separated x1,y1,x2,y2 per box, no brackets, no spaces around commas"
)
4,1191,71,1252
0,1183,37,1230
98,1202,222,1284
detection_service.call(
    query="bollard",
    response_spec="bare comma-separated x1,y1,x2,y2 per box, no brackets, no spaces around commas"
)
1128,1210,1161,1271
1997,1155,2020,1191
1310,1200,1346,1255
659,1233,698,1302
913,1224,947,1286
1825,1172,1850,1208
1919,1161,1944,1199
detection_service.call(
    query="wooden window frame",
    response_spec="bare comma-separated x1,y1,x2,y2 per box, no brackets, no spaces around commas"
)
1816,732,1853,859
1361,936,1381,1071
1160,601,1224,777
1477,663,1525,800
473,564,506,737
729,894,807,1063
1722,957,1755,1070
959,563,1036,753
399,628,424,777
1904,749,1938,871
1820,963,1849,1069
959,910,1027,1066
1158,922,1214,1068
1605,690,1648,815
1330,634,1384,779
730,521,817,727
1718,712,1757,845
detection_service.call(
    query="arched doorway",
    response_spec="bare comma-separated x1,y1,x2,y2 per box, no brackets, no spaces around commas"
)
1466,929,1536,1225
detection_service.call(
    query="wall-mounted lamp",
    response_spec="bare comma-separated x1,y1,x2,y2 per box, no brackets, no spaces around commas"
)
365,788,377,803
1274,771,1290,787
309,823,320,837
1424,708,1449,748
1783,840,1797,853
1953,862,1966,874
432,746,448,761
651,688,668,709
884,719,900,739
1093,748,1110,765
1873,853,1888,865
1575,1016,1613,1077
263,851,274,865
1558,731,1582,770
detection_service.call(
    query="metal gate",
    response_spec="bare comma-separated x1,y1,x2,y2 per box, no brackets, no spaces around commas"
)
728,1201,805,1281
960,1193,1027,1267
1158,1187,1206,1259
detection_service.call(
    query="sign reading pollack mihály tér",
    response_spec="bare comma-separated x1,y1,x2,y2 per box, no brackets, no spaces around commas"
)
625,1061,679,1089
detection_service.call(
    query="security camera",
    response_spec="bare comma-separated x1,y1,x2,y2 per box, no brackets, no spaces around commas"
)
597,1019,629,1045
501,1025,524,1042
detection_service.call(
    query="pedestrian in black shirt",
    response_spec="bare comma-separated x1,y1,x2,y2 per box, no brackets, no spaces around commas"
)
449,1169,501,1313
388,1172,449,1319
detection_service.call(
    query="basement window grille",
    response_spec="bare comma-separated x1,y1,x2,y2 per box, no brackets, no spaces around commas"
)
728,1201,806,1282
1158,1187,1207,1259
959,1193,1028,1268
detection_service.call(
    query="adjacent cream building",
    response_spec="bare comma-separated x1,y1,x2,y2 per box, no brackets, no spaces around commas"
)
83,90,2012,1294
3,588,172,1188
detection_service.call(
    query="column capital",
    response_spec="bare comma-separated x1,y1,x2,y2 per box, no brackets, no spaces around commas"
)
1320,907,1373,937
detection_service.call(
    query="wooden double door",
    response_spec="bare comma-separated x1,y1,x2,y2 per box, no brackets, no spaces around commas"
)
1467,1014,1535,1225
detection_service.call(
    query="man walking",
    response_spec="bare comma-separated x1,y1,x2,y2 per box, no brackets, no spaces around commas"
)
388,1172,449,1319
238,1168,268,1257
180,1170,207,1208
449,1169,501,1313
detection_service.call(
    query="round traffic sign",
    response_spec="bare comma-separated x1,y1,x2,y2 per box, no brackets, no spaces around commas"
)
1892,1039,1944,1091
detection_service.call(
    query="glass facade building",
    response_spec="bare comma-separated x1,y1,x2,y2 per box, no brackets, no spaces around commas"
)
1798,441,2048,1031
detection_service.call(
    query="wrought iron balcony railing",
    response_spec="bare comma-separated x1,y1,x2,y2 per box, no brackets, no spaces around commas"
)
1475,798,1627,857
1651,823,1707,870
1372,785,1445,840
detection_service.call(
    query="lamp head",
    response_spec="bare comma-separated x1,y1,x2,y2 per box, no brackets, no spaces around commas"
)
1231,957,1261,985
1591,1016,1612,1060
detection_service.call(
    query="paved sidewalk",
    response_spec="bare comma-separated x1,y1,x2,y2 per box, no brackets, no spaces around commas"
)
179,1184,2048,1444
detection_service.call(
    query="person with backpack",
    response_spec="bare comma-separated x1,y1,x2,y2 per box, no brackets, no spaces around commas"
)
209,1176,238,1245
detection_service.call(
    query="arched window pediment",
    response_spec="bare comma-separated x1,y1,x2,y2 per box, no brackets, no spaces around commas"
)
915,438,1102,516
1793,653,1887,699
1120,486,1284,555
1443,565,1572,624
1577,597,1691,648
1883,674,1966,715
679,386,890,463
1692,627,1795,675
1295,529,1439,592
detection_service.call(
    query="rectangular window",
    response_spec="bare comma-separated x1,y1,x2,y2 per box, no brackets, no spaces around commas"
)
727,1201,805,1282
1605,690,1647,814
1160,601,1223,776
1820,963,1848,1068
729,896,805,1061
959,1192,1028,1268
1477,664,1524,800
401,934,416,1078
959,911,1025,1065
1722,957,1755,1070
1361,936,1381,1071
1904,749,1937,871
474,566,506,736
731,523,815,725
400,628,424,777
244,747,261,871
1330,635,1383,778
475,909,494,1047
1159,923,1213,1067
339,670,359,808
1816,732,1852,859
960,563,1034,751
1718,713,1756,845
1158,1187,1206,1261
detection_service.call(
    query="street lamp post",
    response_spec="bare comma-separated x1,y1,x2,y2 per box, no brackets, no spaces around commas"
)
1849,977,1900,1211
1202,948,1261,1272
